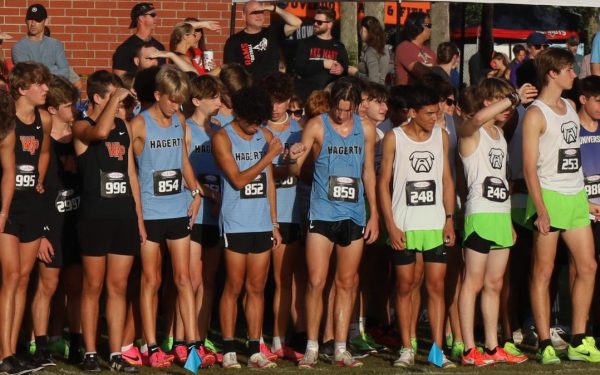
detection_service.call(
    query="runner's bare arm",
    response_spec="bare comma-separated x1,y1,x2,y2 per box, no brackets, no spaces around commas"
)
73,88,132,144
442,130,456,246
0,131,15,222
377,131,404,250
36,109,52,193
362,119,379,244
288,117,321,176
126,120,146,243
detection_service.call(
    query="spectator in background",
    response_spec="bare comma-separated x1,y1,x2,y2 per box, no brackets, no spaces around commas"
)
394,11,436,85
43,26,83,91
488,51,511,81
566,35,583,77
11,4,71,79
509,44,527,87
431,42,460,88
349,16,390,85
113,2,165,77
223,0,301,80
294,7,349,101
592,31,600,76
132,42,159,71
0,31,12,79
516,32,549,89
213,63,252,127
180,18,222,74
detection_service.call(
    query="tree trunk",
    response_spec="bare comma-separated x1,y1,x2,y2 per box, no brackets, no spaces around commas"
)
341,2,359,66
364,2,385,24
430,2,450,53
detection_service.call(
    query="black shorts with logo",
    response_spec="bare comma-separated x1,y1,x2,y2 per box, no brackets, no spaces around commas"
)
308,219,364,247
79,218,140,256
389,245,447,266
145,217,190,243
4,209,44,243
279,223,300,245
190,224,221,248
224,231,273,254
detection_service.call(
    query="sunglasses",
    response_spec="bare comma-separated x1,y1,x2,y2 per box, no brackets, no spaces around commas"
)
287,109,304,117
533,44,548,50
145,13,157,18
194,28,202,33
314,20,332,26
249,10,265,15
423,23,433,28
446,98,455,106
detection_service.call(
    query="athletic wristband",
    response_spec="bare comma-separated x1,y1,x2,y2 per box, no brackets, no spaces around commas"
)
508,92,521,107
272,222,280,229
445,214,453,220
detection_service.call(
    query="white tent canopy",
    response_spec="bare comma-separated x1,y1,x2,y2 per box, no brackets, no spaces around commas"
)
232,0,598,7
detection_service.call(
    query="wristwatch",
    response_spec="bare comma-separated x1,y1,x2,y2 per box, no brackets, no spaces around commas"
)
191,188,201,198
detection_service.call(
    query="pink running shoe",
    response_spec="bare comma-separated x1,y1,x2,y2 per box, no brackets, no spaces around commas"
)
121,346,142,366
260,343,278,362
274,345,304,362
148,350,172,368
197,346,216,368
170,344,188,364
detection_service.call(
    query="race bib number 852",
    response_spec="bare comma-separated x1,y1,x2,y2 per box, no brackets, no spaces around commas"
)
241,173,267,199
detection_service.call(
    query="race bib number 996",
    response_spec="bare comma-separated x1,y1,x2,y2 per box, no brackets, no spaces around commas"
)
153,169,182,196
406,180,436,206
100,171,130,198
241,173,267,199
328,176,359,203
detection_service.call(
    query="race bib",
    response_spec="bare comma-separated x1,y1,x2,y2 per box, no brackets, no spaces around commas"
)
100,171,130,198
199,173,220,193
241,173,266,199
406,180,436,206
15,164,37,191
153,169,182,196
585,175,600,199
55,189,80,213
328,176,359,203
276,176,297,189
557,148,581,173
482,176,509,202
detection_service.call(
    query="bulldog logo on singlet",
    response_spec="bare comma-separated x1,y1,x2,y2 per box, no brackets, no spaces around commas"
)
488,148,504,170
561,121,578,144
105,142,126,161
20,136,39,155
409,151,434,173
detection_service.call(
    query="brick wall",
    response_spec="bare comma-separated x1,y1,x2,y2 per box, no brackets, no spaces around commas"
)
0,0,246,75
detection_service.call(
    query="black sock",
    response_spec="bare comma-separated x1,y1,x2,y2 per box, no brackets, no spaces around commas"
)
539,339,552,351
148,344,159,354
463,347,472,356
187,342,196,353
485,347,497,355
572,333,585,347
248,340,260,356
223,339,235,354
173,340,185,347
503,338,514,345
69,332,82,349
35,335,49,350
195,340,205,349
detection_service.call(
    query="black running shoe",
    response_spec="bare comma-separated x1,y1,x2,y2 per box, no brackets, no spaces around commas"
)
0,355,32,375
109,355,138,373
319,340,334,363
14,356,42,373
81,353,101,372
31,349,55,368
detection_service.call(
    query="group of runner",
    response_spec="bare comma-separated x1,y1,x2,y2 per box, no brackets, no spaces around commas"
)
0,27,600,375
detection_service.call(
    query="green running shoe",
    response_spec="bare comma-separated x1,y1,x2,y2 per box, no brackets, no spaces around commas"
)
350,334,376,354
451,341,464,361
538,345,561,365
28,341,36,356
503,341,524,357
49,337,70,359
362,333,386,352
445,333,454,349
568,337,600,362
410,337,417,352
161,336,174,352
204,338,222,353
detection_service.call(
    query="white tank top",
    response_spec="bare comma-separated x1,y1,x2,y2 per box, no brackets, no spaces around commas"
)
530,98,584,194
392,126,445,231
461,126,511,215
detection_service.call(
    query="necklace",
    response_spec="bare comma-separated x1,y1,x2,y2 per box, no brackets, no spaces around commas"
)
269,112,289,125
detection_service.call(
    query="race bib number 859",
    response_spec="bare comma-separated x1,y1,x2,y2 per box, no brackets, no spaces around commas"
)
328,176,359,203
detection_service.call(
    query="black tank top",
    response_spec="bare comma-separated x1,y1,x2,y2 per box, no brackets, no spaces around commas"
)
44,137,81,219
77,117,136,220
11,108,44,211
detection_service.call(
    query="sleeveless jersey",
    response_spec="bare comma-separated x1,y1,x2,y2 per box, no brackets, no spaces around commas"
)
13,108,44,199
220,124,271,233
579,121,600,205
136,111,188,220
187,118,221,226
530,99,584,194
267,119,302,224
310,113,365,225
391,126,445,231
461,126,511,215
78,117,136,220
44,138,80,222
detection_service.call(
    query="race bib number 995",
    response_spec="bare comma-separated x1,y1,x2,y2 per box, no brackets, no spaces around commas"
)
16,164,37,191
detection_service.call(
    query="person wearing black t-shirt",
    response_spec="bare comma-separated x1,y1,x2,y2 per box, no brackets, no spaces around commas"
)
294,7,349,101
223,0,301,80
113,2,165,77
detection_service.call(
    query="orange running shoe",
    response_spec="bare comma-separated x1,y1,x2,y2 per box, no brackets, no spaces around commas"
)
485,346,528,364
462,348,494,366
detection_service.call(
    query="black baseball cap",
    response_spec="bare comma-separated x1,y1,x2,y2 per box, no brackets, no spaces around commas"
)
129,3,155,29
526,32,550,46
26,4,48,22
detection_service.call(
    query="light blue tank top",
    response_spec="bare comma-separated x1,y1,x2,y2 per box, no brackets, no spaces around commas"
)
266,119,302,224
213,113,234,128
310,113,365,226
220,124,271,233
187,118,221,226
136,111,188,220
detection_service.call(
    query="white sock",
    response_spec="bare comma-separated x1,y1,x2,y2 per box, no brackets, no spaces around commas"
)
121,343,133,352
272,336,283,351
358,317,366,334
140,344,148,354
334,341,346,356
307,340,319,352
348,323,360,340
259,336,265,345
110,352,120,360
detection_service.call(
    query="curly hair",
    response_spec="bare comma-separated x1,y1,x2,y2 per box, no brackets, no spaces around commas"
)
259,72,294,102
232,86,272,125
305,90,330,119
